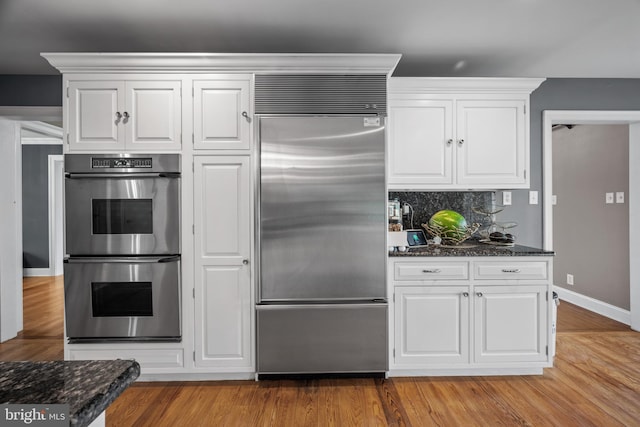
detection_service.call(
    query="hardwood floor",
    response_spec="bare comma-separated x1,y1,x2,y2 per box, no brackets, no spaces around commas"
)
2,277,639,426
0,276,64,361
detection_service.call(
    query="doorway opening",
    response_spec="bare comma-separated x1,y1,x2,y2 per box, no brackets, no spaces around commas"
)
543,110,640,332
0,106,62,342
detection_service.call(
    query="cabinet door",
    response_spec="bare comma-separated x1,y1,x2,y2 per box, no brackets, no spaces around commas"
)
125,81,182,150
455,100,527,187
388,100,454,188
193,156,252,369
394,286,470,366
193,79,251,150
67,81,125,150
473,285,548,363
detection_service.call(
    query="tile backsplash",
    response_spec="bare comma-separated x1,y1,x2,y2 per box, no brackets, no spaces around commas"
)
389,191,495,232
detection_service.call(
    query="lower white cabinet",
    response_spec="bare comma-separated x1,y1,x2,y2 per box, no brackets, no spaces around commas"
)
390,257,553,375
474,285,548,364
395,286,470,365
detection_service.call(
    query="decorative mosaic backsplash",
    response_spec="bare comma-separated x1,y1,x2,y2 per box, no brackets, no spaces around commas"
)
388,191,496,231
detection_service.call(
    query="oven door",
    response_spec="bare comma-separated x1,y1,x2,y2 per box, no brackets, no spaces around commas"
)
63,256,181,342
65,174,180,255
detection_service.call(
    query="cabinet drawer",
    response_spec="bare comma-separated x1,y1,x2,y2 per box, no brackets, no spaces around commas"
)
474,261,548,280
395,262,469,281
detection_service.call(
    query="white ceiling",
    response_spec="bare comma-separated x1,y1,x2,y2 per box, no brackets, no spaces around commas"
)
1,0,640,77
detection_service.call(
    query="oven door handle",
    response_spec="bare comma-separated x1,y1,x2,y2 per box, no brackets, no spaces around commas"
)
64,255,180,264
65,172,181,179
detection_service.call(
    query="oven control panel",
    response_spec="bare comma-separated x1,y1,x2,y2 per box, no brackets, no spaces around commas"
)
92,158,152,169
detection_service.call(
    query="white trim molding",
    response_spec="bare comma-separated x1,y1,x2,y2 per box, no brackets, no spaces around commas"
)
554,286,631,325
21,121,63,139
389,77,546,95
41,53,402,76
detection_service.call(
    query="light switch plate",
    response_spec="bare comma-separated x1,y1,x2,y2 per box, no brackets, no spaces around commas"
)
552,195,557,205
529,191,538,205
616,192,625,203
606,192,614,204
502,191,512,206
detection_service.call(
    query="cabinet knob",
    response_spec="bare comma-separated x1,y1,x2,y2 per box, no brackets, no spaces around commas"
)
115,112,122,120
462,292,469,297
241,111,251,123
458,139,465,146
446,139,453,146
123,112,130,121
476,292,483,297
242,259,249,265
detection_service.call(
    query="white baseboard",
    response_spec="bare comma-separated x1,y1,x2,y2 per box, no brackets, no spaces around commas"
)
554,286,631,325
23,267,54,277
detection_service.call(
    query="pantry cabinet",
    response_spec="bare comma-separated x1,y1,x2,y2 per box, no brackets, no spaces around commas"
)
389,256,553,375
67,80,182,151
193,156,253,370
387,78,544,190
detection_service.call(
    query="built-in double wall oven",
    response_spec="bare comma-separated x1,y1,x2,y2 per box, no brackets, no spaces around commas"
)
63,153,181,343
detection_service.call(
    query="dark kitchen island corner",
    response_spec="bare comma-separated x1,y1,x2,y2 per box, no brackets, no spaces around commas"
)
0,359,140,427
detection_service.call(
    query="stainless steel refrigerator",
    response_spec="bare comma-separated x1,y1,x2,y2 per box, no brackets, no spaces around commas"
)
257,116,387,375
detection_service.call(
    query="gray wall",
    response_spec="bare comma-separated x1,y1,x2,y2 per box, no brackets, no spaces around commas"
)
510,78,640,248
552,125,629,309
22,144,63,269
0,75,62,106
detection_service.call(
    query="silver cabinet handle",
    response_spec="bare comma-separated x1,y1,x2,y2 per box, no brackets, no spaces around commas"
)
446,139,453,146
115,112,122,120
243,259,249,265
476,292,483,297
422,269,441,273
123,112,130,120
241,111,248,118
462,292,469,297
458,139,465,146
502,269,521,273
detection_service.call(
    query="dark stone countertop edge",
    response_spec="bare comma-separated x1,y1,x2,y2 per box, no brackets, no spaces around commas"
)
389,242,555,257
71,361,140,427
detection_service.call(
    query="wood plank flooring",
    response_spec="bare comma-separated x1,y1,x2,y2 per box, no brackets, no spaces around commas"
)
1,277,639,426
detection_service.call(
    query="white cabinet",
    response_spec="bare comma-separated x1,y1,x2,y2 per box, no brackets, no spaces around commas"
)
474,285,548,363
193,77,252,150
193,156,253,370
395,285,470,366
389,256,553,375
67,80,182,151
387,78,544,190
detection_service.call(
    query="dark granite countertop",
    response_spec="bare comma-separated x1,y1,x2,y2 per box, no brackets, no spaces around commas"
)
0,360,140,427
390,241,554,257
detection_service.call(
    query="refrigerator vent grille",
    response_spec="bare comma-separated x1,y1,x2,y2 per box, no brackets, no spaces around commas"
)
255,74,387,115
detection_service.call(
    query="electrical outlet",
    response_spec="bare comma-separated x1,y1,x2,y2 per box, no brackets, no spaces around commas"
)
606,193,614,204
616,192,625,204
502,191,512,206
529,190,538,205
567,274,574,286
552,195,557,205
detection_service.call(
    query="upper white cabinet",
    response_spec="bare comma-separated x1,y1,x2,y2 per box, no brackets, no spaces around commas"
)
67,80,182,151
193,76,252,150
388,78,544,190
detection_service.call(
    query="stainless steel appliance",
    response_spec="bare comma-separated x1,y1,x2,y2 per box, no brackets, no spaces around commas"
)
63,153,181,343
257,115,388,374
